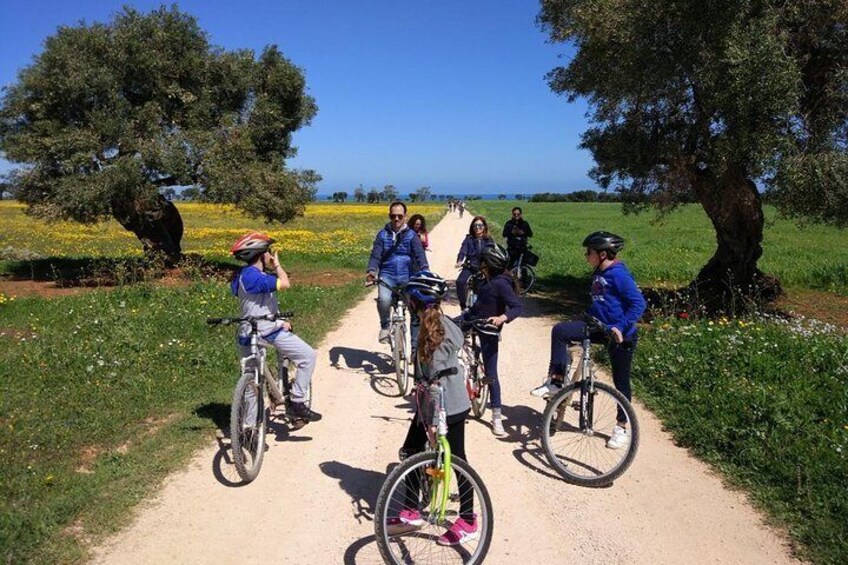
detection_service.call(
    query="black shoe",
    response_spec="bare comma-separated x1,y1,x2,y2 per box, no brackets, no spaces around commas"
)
291,402,322,422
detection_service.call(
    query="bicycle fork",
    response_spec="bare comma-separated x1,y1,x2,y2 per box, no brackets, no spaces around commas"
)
427,406,453,523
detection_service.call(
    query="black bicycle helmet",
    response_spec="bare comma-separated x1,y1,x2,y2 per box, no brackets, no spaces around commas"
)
406,270,448,304
582,231,625,254
480,243,510,271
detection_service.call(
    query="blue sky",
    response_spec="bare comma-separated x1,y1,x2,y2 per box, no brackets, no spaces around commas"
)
0,0,595,195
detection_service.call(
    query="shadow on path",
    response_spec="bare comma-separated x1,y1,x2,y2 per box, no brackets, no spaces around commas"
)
320,460,387,524
329,346,404,398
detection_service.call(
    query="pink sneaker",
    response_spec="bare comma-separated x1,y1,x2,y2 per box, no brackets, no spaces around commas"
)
437,516,479,546
387,509,425,527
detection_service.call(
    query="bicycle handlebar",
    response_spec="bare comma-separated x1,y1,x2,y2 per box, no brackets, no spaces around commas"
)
582,314,609,335
206,311,295,326
453,316,502,336
365,278,407,296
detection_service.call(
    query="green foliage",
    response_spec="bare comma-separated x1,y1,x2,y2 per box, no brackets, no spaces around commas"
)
538,0,847,224
633,316,848,564
0,5,319,227
0,281,365,563
470,201,848,294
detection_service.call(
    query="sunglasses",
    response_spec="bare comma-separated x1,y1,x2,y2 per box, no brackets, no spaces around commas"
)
512,213,521,217
389,214,404,220
473,223,485,228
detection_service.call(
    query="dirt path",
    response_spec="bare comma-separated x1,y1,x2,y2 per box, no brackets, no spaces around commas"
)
91,212,801,564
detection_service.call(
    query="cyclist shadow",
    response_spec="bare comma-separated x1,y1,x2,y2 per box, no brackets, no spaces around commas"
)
328,346,400,398
497,403,574,482
197,403,312,487
319,460,387,524
342,534,383,564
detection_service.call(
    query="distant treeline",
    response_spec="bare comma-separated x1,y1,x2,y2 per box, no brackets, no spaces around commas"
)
529,190,703,204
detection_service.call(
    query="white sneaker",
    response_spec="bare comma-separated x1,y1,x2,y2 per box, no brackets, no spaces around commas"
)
606,425,629,449
378,328,391,343
530,379,563,398
491,418,505,436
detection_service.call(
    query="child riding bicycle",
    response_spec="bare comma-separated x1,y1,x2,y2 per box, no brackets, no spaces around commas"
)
456,243,522,436
394,270,477,547
530,231,645,449
230,232,322,424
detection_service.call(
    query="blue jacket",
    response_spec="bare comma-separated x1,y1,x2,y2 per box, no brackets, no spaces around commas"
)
367,224,429,280
456,235,493,268
465,273,523,322
586,261,646,340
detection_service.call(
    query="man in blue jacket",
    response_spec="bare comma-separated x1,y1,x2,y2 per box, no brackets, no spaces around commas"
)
366,201,429,344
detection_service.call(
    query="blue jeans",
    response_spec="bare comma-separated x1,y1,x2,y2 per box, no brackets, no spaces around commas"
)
549,320,636,424
377,274,420,348
479,333,502,409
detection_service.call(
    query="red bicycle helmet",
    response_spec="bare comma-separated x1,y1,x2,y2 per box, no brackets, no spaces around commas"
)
230,232,274,262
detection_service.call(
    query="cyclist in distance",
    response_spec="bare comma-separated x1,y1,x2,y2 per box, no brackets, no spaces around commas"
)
455,216,494,310
502,207,533,268
456,243,522,436
366,201,429,345
230,232,322,423
407,213,430,251
530,231,645,449
396,271,477,546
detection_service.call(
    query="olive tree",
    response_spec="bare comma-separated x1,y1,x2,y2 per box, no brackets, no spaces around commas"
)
539,0,847,309
0,6,319,261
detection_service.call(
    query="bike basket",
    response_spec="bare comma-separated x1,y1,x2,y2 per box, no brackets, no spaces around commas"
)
523,250,540,266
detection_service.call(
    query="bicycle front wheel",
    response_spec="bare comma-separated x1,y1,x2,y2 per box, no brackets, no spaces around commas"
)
230,371,267,482
512,265,536,295
393,322,409,396
375,451,494,565
542,381,639,487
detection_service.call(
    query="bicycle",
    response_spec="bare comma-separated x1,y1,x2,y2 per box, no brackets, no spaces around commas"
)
456,261,484,311
368,278,412,396
374,381,494,564
457,318,501,419
206,311,311,482
509,245,538,295
540,316,639,487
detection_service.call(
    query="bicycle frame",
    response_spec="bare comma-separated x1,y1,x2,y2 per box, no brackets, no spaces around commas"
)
418,382,453,523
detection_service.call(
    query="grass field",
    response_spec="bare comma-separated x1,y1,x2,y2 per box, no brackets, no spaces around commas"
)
467,201,848,564
0,201,443,564
468,201,848,294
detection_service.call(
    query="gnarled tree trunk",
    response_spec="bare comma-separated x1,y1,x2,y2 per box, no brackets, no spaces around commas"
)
689,166,782,313
113,194,184,264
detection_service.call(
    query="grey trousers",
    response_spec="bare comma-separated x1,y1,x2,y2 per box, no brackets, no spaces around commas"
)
239,330,317,404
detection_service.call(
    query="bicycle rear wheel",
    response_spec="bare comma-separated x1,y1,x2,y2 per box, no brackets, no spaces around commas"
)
375,451,494,565
393,322,409,396
230,371,267,482
512,265,536,295
464,346,488,419
541,381,639,487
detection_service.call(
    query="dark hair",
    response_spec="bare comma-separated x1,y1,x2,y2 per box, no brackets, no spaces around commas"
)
468,215,489,237
389,201,407,214
511,207,522,214
407,214,427,233
414,300,445,365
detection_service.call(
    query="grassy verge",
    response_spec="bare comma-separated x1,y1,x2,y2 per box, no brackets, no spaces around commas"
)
632,316,848,564
0,279,367,563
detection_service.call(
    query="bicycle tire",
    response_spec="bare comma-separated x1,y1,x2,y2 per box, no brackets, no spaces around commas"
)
469,347,488,419
230,371,267,482
541,381,639,487
375,451,494,565
393,322,409,396
512,265,536,295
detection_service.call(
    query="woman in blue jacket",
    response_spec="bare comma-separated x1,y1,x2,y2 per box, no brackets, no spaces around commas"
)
454,216,493,310
458,243,522,436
